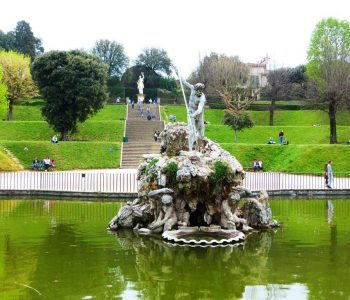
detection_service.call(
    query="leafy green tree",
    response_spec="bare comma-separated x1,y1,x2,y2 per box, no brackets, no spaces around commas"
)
92,39,129,78
224,111,254,143
0,30,15,51
31,50,108,140
307,17,350,144
12,20,44,60
0,50,37,120
0,66,8,119
135,48,172,75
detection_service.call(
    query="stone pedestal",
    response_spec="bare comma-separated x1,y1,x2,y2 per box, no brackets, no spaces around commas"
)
137,93,145,103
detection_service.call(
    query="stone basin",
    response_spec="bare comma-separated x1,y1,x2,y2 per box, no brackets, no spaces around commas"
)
162,226,245,246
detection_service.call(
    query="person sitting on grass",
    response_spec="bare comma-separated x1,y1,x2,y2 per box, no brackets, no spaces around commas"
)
49,159,55,171
51,135,58,144
283,138,289,145
32,157,40,171
43,157,51,171
252,159,258,171
258,160,263,171
267,137,276,144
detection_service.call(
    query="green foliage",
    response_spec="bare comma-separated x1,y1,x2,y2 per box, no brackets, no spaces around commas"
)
12,20,44,60
0,66,8,119
306,17,350,143
307,18,350,85
0,30,15,51
144,158,159,174
224,111,254,131
92,39,129,78
210,161,229,192
107,76,124,98
224,111,254,142
0,21,43,60
0,50,36,120
159,76,177,93
31,50,109,140
122,65,161,90
163,161,179,185
135,47,172,75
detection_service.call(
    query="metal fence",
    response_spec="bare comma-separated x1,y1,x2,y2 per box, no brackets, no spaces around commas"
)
0,171,349,194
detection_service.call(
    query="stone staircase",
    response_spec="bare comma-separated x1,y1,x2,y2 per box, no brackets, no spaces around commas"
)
121,103,164,168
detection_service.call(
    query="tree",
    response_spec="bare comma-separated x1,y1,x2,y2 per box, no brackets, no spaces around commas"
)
193,53,256,142
122,65,161,89
12,20,44,60
223,111,254,143
92,39,129,78
0,66,8,119
0,30,15,51
265,68,292,126
0,50,37,120
31,50,108,140
135,48,172,75
307,17,350,144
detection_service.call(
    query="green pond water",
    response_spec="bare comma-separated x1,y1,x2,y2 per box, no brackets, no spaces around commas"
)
0,197,350,300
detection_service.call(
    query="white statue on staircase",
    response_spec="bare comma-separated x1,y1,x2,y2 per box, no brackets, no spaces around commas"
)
137,72,145,95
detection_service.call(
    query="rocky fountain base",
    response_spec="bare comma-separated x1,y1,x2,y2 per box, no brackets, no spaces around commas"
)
108,123,278,246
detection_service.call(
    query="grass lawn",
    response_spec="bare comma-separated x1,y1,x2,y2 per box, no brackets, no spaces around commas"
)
1,141,121,170
0,146,21,171
0,121,124,142
161,105,350,126
160,105,350,173
11,102,126,121
206,125,350,144
221,144,350,173
0,103,126,170
1,101,349,172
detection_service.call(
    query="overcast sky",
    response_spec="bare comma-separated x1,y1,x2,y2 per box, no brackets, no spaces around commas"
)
1,0,350,76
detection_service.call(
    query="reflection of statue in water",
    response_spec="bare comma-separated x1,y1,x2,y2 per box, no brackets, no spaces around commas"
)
137,72,145,94
179,77,206,150
111,229,274,299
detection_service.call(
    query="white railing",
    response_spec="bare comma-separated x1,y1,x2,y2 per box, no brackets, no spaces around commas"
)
0,171,349,194
0,170,138,193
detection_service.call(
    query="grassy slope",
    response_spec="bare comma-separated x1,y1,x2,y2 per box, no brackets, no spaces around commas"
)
0,104,126,170
161,105,350,173
2,102,349,172
0,146,21,171
206,125,350,144
1,141,120,170
162,105,350,126
221,144,349,173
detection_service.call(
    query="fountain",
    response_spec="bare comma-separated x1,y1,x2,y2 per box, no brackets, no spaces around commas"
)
108,122,278,245
109,74,278,245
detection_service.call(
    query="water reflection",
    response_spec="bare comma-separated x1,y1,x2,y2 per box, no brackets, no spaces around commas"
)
0,198,350,299
110,229,278,299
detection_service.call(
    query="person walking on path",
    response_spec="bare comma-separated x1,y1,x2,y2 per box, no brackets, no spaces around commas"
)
324,163,329,187
278,130,284,144
326,160,333,188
